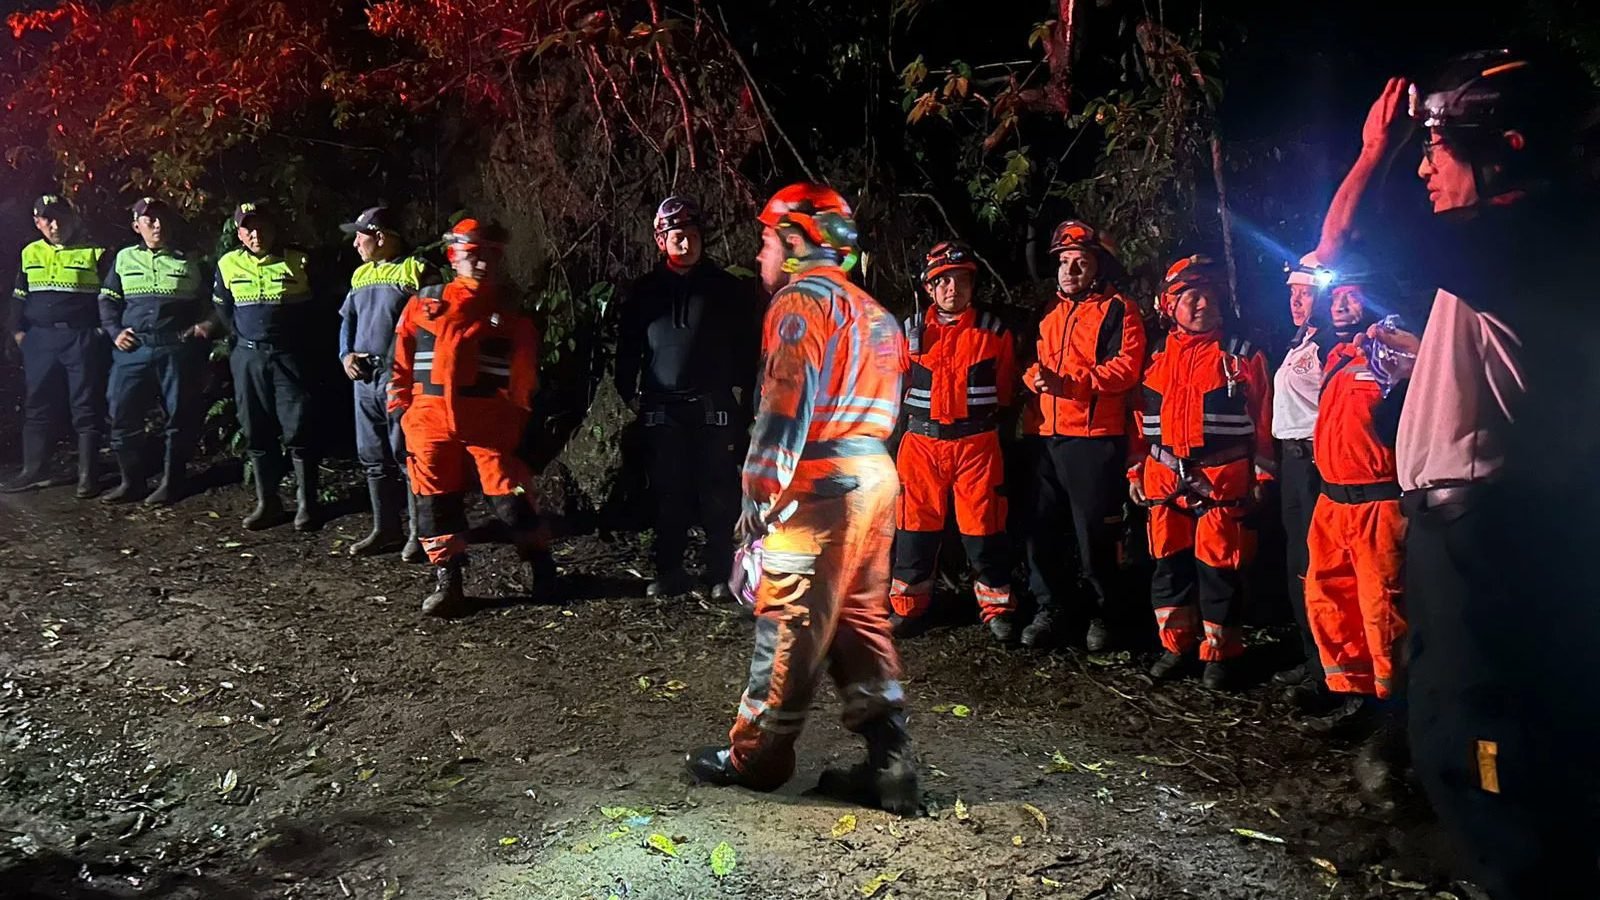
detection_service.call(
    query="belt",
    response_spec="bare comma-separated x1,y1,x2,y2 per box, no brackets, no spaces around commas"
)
642,393,731,427
800,437,888,460
1321,480,1401,504
1148,444,1251,471
32,321,97,331
1401,483,1481,518
904,416,995,440
1281,439,1314,459
134,330,189,347
237,337,298,352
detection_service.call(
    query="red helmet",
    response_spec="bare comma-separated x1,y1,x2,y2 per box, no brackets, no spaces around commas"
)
921,240,978,284
1158,253,1228,318
758,183,860,270
445,218,507,262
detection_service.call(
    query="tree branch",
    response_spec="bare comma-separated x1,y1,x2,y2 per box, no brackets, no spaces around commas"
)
899,191,1014,306
712,8,819,183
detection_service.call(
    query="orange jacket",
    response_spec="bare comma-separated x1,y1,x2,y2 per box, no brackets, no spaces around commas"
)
1313,340,1397,485
744,266,906,506
1130,329,1274,480
1023,289,1147,437
389,277,541,448
904,306,1016,426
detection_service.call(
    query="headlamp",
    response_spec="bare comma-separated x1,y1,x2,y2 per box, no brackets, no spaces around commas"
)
1313,269,1337,288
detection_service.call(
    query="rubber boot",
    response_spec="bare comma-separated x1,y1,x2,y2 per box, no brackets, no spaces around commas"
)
647,568,695,598
684,745,785,792
401,489,426,564
1084,617,1112,652
421,558,468,617
518,541,560,601
101,449,147,504
1020,607,1057,648
144,445,187,507
74,433,102,499
292,457,320,532
815,713,923,817
987,614,1016,643
1149,651,1187,681
1201,660,1232,691
1353,707,1409,809
350,476,405,556
243,460,288,531
1,426,54,493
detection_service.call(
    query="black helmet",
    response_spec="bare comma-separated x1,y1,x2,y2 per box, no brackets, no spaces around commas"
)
1412,50,1589,135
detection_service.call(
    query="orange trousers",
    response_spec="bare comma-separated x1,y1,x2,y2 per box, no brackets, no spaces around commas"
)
1143,456,1256,661
891,429,1010,621
1304,494,1407,698
405,434,539,565
728,454,905,788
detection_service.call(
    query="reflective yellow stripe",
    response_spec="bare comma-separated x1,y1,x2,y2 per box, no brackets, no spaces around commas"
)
20,240,102,293
217,248,310,305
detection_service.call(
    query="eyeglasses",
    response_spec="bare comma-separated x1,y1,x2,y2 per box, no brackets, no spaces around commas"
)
1421,137,1448,165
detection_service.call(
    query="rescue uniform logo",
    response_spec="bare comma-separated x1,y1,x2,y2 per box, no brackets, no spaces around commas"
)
777,312,808,344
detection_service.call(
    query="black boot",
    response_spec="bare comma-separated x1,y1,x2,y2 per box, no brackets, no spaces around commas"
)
74,433,102,499
401,490,426,563
519,544,559,601
1201,660,1232,691
1020,608,1057,648
987,614,1016,643
144,445,187,507
243,461,288,530
647,568,695,597
1149,651,1187,681
1,426,55,493
1293,695,1373,738
1353,709,1409,807
350,476,405,556
1084,617,1112,652
101,449,147,504
815,713,923,817
421,558,467,617
292,457,320,532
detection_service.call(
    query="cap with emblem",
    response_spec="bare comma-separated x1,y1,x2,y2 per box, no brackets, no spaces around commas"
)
32,194,72,220
131,197,172,221
232,202,271,229
340,206,399,236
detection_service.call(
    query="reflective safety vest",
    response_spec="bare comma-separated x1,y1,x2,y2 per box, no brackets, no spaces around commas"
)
100,245,208,338
1136,330,1275,475
340,256,431,360
13,239,107,329
903,306,1016,431
213,247,312,344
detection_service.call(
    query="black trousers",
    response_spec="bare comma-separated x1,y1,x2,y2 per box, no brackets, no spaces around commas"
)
1278,441,1324,673
892,531,1011,591
21,325,107,440
230,342,316,479
107,340,206,454
645,417,741,580
1405,494,1600,899
1025,436,1126,618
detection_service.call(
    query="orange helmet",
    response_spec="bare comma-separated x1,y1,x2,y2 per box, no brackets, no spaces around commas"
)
1049,219,1117,259
1158,253,1228,318
921,240,978,284
445,218,507,262
758,183,860,271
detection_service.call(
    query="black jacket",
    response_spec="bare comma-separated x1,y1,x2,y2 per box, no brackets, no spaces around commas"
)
614,259,763,414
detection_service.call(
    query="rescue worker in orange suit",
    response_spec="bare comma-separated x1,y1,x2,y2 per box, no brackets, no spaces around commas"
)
1019,221,1147,650
890,241,1018,641
1130,255,1273,690
686,184,919,816
389,219,555,616
1318,53,1600,897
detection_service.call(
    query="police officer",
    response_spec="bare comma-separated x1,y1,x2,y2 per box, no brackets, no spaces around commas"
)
213,202,319,531
338,206,433,559
615,196,761,598
1318,53,1600,897
99,197,218,505
3,194,111,497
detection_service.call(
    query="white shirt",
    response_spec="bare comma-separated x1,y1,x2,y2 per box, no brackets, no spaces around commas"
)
1272,330,1323,440
1396,289,1525,491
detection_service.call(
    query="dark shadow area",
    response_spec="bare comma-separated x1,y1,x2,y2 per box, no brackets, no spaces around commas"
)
0,849,257,900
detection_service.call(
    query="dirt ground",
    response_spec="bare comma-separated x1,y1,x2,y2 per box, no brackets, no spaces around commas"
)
0,464,1481,900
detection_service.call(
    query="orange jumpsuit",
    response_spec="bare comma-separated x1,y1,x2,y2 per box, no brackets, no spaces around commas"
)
891,306,1017,622
1131,330,1273,661
1305,340,1407,698
727,266,908,788
389,278,544,564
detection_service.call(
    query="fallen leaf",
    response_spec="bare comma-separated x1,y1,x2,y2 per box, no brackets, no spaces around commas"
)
381,878,400,900
636,676,651,690
1042,876,1063,888
953,797,970,821
1232,827,1286,845
218,769,238,795
561,609,575,617
951,704,972,718
1311,857,1339,875
600,805,653,821
358,769,376,781
1133,754,1186,767
1021,802,1048,833
426,775,467,792
207,511,220,519
195,715,233,728
664,680,688,691
709,841,736,877
1011,835,1024,846
498,836,519,846
930,703,952,713
858,870,902,897
223,541,243,549
606,826,630,840
646,833,679,857
830,814,858,839
1383,878,1429,890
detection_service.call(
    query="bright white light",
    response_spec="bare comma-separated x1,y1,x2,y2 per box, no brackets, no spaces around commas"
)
1313,269,1336,288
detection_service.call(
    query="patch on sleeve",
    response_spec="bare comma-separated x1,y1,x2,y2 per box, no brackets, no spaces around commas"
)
777,312,808,344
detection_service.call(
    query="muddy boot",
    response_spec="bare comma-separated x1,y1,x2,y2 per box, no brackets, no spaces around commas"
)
647,568,695,598
891,612,930,639
1149,651,1187,681
350,476,405,556
1084,617,1111,652
519,546,560,602
101,449,147,504
1272,661,1316,687
421,558,468,617
0,426,54,493
1020,608,1057,648
74,433,102,499
1201,660,1232,691
1353,710,1408,808
144,445,187,507
401,490,426,563
243,462,289,531
292,458,321,532
987,614,1016,643
815,713,922,817
1293,695,1373,738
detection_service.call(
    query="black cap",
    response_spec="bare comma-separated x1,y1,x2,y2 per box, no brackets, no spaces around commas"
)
32,194,72,219
232,201,271,229
131,197,173,220
340,206,399,236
